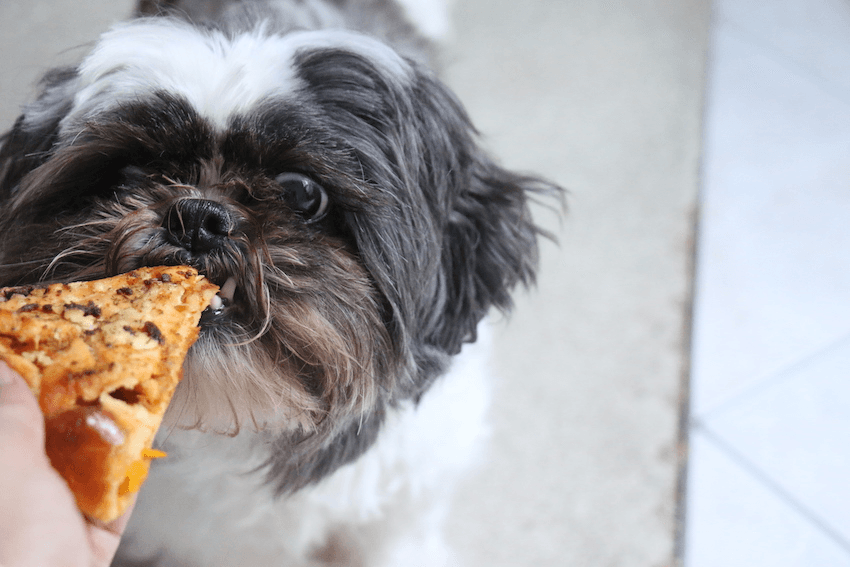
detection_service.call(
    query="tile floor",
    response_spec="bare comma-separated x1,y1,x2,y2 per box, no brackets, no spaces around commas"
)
685,0,850,565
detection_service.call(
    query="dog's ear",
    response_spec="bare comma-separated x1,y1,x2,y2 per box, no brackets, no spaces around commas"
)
0,68,77,199
436,156,555,352
411,71,563,357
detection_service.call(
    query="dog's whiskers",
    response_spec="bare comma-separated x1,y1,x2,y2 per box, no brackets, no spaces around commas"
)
0,258,51,268
55,217,117,235
44,248,104,281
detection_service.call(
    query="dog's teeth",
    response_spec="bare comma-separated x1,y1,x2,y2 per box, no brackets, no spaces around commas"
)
220,277,237,302
209,294,223,311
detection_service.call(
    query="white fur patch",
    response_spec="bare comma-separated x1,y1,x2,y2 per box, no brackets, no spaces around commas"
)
120,323,493,566
57,19,412,133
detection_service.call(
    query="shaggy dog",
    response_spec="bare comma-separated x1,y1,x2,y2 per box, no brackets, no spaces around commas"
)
0,1,560,564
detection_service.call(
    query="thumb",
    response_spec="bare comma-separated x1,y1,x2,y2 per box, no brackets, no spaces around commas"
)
0,363,91,567
0,362,45,450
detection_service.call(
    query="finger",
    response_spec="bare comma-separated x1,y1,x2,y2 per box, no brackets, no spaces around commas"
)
86,495,137,567
86,524,124,567
0,361,37,405
105,493,138,535
87,493,138,536
0,363,91,567
0,362,46,458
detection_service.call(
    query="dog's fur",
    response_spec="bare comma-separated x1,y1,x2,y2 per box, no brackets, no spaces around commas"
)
0,1,560,565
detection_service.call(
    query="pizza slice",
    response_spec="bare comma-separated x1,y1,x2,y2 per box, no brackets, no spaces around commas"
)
0,266,218,522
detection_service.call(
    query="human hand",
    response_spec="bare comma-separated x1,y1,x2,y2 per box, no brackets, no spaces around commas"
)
0,363,135,567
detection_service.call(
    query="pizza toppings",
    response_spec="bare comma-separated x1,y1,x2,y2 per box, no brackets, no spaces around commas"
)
0,266,218,521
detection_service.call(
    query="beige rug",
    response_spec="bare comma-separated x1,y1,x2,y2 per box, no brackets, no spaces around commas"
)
442,1,709,566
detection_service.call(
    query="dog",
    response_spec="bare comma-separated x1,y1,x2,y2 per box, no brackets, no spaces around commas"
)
0,1,561,565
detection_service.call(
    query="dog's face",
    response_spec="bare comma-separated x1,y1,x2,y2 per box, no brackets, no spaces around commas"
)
0,19,554,490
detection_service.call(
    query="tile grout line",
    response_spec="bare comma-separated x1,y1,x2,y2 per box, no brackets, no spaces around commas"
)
693,422,850,556
694,328,850,423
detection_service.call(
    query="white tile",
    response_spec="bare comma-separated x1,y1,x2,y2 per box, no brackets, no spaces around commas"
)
701,334,850,541
716,0,850,99
685,429,850,567
690,23,850,416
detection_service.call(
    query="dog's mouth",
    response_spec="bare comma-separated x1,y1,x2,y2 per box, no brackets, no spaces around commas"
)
200,275,237,325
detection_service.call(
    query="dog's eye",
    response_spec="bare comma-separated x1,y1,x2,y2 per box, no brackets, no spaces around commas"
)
274,173,329,221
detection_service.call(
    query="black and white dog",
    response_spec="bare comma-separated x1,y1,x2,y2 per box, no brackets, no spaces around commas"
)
0,1,560,565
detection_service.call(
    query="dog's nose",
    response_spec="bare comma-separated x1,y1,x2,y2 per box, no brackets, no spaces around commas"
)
163,199,234,255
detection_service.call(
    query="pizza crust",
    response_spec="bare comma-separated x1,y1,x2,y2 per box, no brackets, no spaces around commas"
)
0,266,218,522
